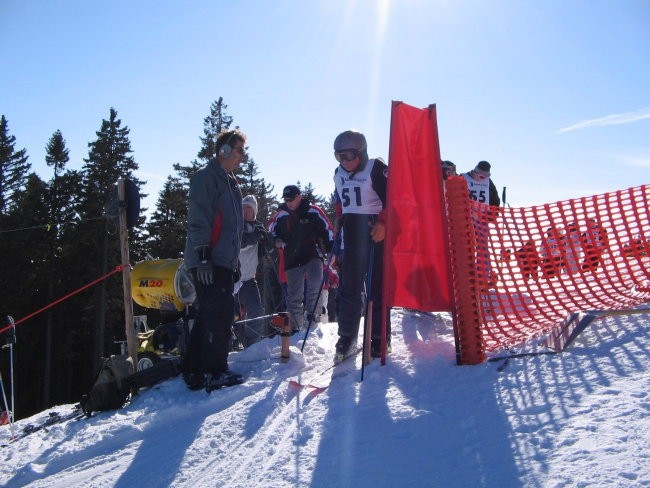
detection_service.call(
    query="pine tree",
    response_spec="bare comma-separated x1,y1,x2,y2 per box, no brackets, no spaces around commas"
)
40,130,86,409
145,174,188,259
145,97,236,263
0,115,31,214
197,97,234,162
75,108,146,372
172,159,203,182
41,130,69,408
303,182,326,208
44,130,81,239
236,156,277,225
81,108,144,219
321,190,338,227
45,130,68,176
2,173,52,418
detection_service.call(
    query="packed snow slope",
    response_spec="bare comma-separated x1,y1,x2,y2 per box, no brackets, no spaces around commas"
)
1,307,649,488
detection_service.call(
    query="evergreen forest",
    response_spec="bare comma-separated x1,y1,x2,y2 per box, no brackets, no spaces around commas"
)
0,98,335,419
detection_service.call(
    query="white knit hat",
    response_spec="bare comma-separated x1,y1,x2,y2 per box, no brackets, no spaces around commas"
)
242,195,258,218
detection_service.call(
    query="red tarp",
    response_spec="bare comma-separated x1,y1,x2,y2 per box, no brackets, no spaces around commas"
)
383,102,452,312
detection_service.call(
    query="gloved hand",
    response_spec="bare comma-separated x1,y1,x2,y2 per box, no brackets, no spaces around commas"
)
195,245,213,285
254,223,268,244
196,261,213,285
370,221,386,243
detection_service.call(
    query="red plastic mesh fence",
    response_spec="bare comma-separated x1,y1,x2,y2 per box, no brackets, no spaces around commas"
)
446,179,650,360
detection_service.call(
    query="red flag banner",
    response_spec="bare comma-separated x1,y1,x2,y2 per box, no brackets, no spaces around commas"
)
383,101,452,311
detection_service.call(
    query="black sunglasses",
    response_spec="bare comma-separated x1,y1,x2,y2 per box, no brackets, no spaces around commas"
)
334,149,360,163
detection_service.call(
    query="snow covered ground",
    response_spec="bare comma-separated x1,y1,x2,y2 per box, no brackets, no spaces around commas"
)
1,307,648,487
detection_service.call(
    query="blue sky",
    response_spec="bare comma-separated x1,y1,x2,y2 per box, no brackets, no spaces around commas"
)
2,0,649,213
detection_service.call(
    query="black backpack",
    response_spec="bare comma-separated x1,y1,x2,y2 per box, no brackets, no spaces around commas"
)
80,354,134,415
80,354,180,416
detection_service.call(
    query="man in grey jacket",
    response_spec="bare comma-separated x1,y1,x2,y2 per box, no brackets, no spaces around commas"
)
182,129,246,392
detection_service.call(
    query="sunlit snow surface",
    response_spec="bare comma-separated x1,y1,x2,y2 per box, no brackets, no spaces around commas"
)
1,307,648,487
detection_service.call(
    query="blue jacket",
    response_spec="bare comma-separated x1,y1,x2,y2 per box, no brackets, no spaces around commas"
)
184,159,243,272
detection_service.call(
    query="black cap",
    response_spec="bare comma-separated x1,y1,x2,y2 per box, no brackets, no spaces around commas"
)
474,160,491,176
282,185,301,199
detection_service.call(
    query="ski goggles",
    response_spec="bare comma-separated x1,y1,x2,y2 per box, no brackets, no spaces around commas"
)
334,149,360,163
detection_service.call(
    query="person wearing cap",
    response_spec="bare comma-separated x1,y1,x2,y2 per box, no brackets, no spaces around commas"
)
268,185,335,333
461,161,501,287
332,129,388,362
182,129,246,392
235,195,271,347
461,160,500,207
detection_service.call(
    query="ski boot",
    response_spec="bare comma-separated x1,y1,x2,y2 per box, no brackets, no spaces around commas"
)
205,370,245,393
334,336,358,364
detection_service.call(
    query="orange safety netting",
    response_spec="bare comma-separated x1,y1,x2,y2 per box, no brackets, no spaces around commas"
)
446,179,650,362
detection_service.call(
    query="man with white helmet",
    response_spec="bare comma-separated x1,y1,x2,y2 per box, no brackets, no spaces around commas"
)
332,129,389,362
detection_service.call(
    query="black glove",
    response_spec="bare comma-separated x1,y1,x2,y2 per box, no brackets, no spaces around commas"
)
254,223,268,244
195,246,213,285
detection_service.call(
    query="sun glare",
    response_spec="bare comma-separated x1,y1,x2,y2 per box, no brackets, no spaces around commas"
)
366,0,391,136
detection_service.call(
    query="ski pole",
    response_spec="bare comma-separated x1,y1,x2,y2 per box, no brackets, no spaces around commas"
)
1,316,16,438
234,312,280,326
234,313,285,341
0,370,13,438
300,236,341,352
361,241,375,381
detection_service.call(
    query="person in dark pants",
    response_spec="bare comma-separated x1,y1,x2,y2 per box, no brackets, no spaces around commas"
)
182,129,247,392
332,129,388,362
269,185,334,333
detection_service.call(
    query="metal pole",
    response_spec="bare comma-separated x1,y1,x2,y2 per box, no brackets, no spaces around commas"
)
1,316,16,437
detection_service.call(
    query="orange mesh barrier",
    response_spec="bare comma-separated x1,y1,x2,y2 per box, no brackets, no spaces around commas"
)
445,176,485,364
446,179,650,361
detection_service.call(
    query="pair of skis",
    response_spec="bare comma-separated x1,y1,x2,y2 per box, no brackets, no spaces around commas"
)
1,406,85,447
